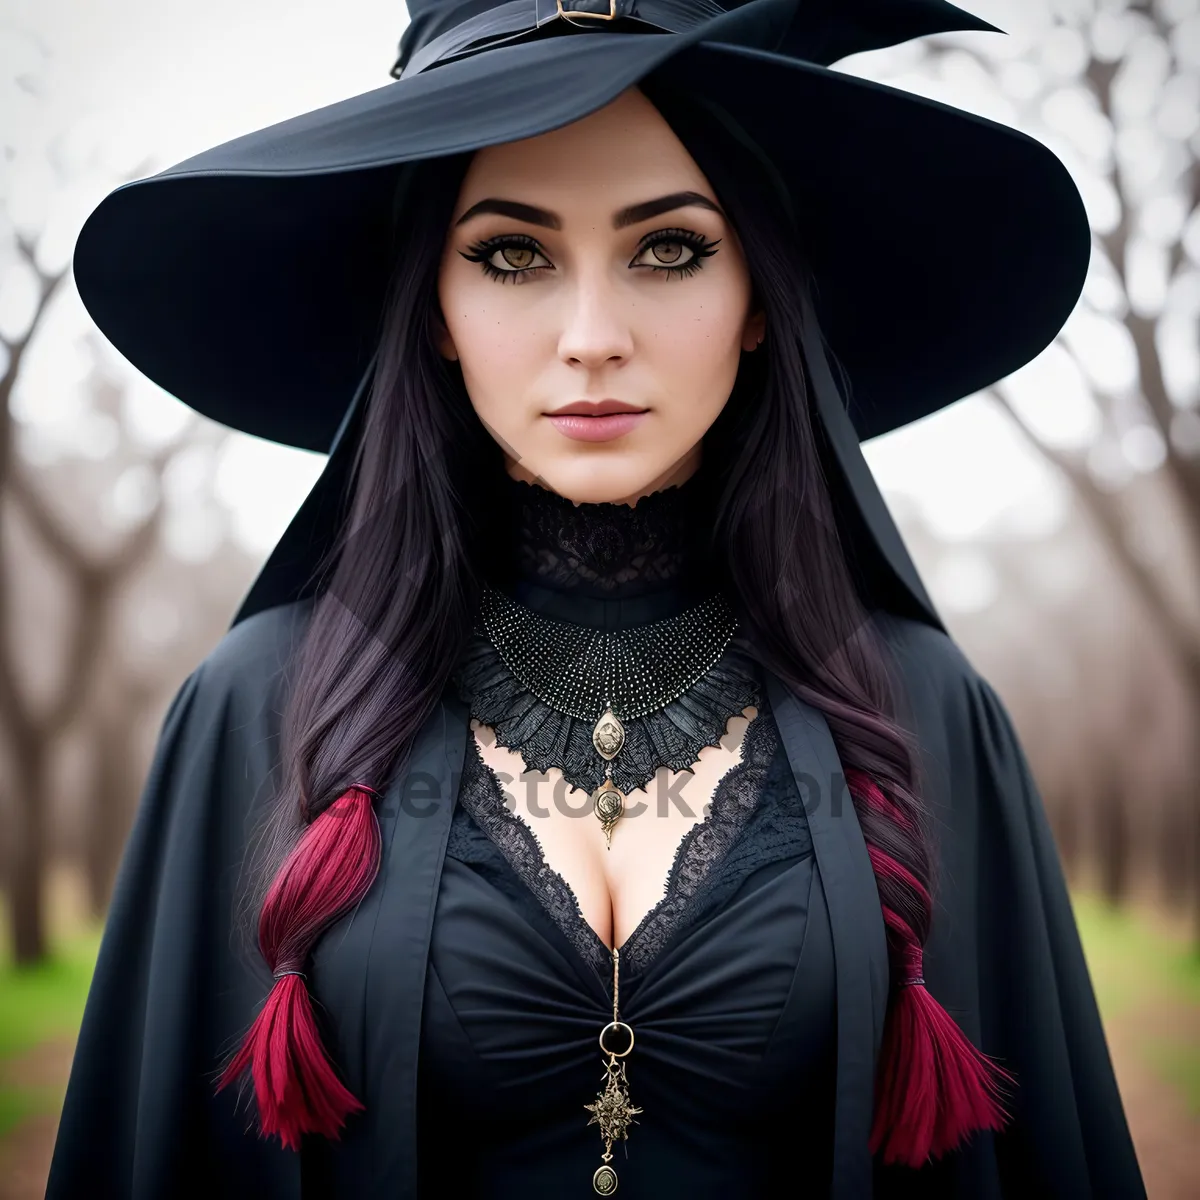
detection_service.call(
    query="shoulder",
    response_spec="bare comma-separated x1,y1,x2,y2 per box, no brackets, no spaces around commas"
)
153,599,317,754
867,609,1028,789
868,609,982,701
190,598,315,710
867,609,1016,742
138,600,318,847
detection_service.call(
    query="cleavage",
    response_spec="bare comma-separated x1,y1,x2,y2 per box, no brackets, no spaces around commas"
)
471,706,758,953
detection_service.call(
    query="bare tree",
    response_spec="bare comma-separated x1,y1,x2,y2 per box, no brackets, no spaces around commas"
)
0,33,292,956
0,342,200,960
911,0,1200,928
0,34,203,960
0,231,68,964
82,668,157,918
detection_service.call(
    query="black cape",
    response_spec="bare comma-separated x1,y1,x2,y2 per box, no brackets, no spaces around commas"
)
45,591,1146,1199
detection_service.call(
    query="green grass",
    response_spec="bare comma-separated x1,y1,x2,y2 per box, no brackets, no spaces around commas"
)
1146,1039,1200,1116
0,1084,65,1139
0,926,102,1137
1072,889,1200,1117
0,928,102,1061
1071,890,1200,1019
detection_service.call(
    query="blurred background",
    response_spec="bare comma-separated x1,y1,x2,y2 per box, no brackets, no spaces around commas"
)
0,0,1197,1194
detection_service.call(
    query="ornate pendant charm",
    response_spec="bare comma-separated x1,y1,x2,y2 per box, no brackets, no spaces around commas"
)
591,780,626,848
585,1057,641,1193
592,708,626,760
585,1059,640,1143
587,947,638,1195
591,707,627,848
592,1164,618,1195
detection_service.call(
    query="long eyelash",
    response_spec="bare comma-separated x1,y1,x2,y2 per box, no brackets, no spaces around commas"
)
635,228,722,280
459,234,549,284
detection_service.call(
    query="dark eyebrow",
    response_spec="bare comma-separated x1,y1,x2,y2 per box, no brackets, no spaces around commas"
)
613,191,725,228
455,198,561,229
454,190,725,231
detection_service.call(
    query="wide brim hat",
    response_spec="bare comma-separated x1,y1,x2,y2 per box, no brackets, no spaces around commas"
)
72,0,1091,631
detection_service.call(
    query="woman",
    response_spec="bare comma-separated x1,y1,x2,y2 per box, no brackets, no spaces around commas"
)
48,2,1144,1198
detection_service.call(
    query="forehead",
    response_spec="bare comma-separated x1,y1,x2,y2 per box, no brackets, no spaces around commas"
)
453,87,713,216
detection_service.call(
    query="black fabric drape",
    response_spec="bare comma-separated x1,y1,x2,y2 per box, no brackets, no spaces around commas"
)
46,600,1144,1199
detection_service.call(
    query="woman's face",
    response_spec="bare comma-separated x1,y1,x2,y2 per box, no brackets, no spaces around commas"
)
436,86,763,506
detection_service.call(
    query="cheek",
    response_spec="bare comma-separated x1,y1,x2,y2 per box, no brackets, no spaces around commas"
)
439,273,541,409
646,277,748,399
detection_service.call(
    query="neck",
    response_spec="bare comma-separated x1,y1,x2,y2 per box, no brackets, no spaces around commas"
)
483,469,718,632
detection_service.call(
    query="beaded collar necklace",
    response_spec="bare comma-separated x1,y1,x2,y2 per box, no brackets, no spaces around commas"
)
477,582,741,845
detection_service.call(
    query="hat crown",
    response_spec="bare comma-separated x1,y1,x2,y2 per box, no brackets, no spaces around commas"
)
395,0,997,79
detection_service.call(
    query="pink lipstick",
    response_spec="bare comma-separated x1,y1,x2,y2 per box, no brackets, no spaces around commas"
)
546,399,648,443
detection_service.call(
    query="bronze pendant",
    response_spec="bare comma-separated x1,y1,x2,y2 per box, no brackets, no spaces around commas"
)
587,947,638,1195
591,780,626,848
592,1165,618,1195
585,1057,641,1193
591,708,625,760
591,707,627,848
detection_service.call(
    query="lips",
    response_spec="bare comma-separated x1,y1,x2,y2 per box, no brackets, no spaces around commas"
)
545,401,649,444
549,399,647,417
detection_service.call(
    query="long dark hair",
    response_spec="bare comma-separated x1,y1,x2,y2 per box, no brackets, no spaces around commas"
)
219,81,1013,1165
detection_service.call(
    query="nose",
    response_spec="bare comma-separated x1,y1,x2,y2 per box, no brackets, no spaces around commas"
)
556,269,634,371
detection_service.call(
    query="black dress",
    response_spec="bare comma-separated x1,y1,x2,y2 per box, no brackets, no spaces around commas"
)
416,474,838,1197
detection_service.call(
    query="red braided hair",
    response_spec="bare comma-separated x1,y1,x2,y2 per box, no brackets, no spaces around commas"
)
217,784,381,1149
846,768,1015,1166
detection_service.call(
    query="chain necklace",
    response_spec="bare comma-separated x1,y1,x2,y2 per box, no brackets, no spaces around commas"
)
478,582,741,847
584,946,640,1195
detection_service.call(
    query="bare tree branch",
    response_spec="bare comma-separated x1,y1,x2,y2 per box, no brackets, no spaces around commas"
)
993,386,1200,684
2,406,198,751
5,459,87,566
0,242,69,490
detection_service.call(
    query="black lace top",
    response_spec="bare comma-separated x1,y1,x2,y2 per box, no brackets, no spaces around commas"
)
416,470,836,1198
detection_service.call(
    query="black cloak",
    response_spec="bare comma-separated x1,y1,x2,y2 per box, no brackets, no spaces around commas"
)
44,384,1147,1198
45,2,1143,1196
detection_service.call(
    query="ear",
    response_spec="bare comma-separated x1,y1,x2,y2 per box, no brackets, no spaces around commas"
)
433,312,459,362
741,308,766,353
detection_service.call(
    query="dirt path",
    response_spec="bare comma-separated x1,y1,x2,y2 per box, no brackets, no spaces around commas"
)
1106,1000,1200,1199
0,1038,74,1200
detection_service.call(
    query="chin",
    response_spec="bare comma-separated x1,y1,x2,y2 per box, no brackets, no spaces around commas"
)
519,454,677,507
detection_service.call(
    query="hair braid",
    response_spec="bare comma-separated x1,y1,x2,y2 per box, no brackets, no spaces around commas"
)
218,785,382,1148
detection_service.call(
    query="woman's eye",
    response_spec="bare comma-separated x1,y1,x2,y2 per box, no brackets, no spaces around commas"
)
637,240,690,267
631,230,720,277
493,244,543,271
460,237,551,281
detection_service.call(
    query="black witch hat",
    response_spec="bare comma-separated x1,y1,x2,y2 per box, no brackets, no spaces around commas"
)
71,0,1090,631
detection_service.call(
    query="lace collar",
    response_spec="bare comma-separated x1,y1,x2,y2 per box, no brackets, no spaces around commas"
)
488,468,718,605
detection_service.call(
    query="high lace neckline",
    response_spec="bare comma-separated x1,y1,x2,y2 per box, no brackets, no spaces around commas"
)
482,468,720,631
491,469,714,592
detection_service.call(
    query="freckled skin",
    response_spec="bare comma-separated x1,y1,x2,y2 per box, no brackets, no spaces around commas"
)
438,88,765,947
